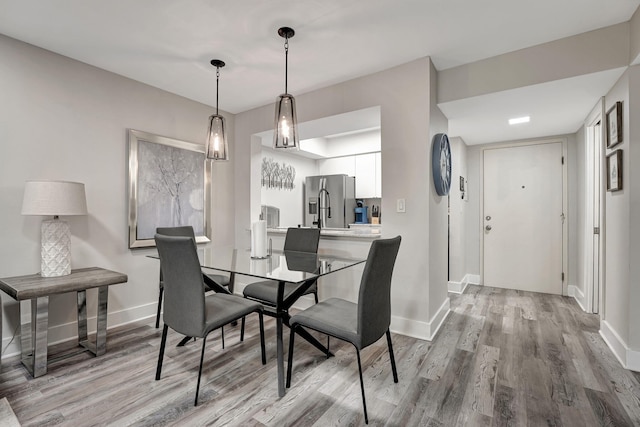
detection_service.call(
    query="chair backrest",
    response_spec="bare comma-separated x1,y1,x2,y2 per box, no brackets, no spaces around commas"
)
357,236,401,348
283,227,321,253
155,234,206,338
156,226,197,282
156,225,197,242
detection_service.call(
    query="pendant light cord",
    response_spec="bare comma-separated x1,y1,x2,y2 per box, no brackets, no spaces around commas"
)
216,67,220,115
284,37,289,94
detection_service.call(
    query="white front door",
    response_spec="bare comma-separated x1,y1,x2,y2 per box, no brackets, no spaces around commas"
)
483,142,564,294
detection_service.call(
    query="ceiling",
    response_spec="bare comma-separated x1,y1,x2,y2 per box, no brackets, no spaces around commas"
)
1,0,638,145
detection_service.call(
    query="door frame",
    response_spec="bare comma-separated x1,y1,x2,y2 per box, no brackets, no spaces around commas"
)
479,137,569,295
583,98,606,314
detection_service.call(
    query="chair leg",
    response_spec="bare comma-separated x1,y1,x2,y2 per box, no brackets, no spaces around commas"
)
240,316,245,342
155,324,168,380
258,312,266,365
221,326,225,349
286,324,297,388
155,287,164,328
194,335,208,406
355,349,369,424
313,290,319,304
326,336,331,359
386,330,398,383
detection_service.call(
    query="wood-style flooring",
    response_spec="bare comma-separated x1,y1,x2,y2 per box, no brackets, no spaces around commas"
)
1,285,639,426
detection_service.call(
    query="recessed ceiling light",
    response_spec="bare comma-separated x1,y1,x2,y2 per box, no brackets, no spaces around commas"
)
509,116,530,125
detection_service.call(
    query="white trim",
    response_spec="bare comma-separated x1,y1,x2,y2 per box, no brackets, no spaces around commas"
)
599,320,640,372
467,274,480,285
448,280,466,294
569,285,588,312
448,273,475,294
391,296,450,341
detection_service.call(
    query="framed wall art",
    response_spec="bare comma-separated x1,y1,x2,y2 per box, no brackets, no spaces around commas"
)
128,129,211,248
606,101,622,148
606,149,623,192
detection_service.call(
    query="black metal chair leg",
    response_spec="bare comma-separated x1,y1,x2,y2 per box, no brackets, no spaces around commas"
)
155,324,168,380
240,316,245,342
259,312,266,365
221,326,225,349
314,291,319,304
286,325,297,388
326,336,331,359
386,330,398,383
155,287,164,328
194,335,208,406
355,349,369,424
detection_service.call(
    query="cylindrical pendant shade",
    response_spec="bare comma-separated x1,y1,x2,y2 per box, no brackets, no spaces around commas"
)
273,94,299,150
205,114,229,161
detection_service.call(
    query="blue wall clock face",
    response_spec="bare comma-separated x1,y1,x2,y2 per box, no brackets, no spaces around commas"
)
432,133,451,196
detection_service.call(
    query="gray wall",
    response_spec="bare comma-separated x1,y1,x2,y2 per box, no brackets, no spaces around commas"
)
234,58,451,339
0,34,235,354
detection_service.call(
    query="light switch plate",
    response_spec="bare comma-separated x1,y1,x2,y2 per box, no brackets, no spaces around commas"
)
397,198,406,213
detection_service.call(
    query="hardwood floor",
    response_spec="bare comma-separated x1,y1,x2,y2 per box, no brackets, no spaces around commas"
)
1,285,639,426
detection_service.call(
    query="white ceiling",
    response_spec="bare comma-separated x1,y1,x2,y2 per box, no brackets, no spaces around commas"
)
1,0,638,145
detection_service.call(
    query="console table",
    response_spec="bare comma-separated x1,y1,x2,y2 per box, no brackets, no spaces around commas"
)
0,267,128,377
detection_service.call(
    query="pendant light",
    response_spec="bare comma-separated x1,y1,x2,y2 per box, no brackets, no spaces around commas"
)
273,27,299,150
205,59,229,161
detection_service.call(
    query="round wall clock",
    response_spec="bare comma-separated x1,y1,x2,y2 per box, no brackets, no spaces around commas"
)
432,133,451,196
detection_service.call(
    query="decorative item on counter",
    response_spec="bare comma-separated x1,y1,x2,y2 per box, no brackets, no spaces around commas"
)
251,220,268,258
354,200,368,224
371,205,380,224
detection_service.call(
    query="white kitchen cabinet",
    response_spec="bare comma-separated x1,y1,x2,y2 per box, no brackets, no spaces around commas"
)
355,152,382,198
318,156,355,176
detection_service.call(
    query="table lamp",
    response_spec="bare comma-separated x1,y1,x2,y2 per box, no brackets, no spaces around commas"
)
21,180,88,277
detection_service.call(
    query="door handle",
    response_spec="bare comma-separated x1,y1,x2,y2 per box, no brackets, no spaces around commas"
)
485,225,492,231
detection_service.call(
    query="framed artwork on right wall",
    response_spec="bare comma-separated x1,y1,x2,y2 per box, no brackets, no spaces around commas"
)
606,101,623,148
606,149,623,192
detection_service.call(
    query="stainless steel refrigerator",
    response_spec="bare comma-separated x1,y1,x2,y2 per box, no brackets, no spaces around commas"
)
304,174,356,228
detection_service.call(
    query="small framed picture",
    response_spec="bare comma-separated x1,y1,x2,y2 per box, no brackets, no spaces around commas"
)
606,101,622,148
606,149,623,192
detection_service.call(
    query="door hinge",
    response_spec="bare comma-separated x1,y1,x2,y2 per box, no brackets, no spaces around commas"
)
561,156,565,165
594,227,600,234
561,272,565,282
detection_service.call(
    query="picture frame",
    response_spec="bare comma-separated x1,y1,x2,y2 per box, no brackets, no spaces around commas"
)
606,149,623,192
606,101,622,148
128,129,211,248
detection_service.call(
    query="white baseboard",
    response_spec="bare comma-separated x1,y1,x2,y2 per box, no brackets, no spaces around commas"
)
466,274,480,285
1,302,158,361
448,273,480,294
448,280,468,294
600,320,640,372
391,296,450,341
568,285,588,312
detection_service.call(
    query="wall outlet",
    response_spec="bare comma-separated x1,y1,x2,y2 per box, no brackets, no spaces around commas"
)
397,198,406,213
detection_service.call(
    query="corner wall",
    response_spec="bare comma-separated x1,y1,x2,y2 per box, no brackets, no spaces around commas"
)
234,58,450,340
0,34,234,357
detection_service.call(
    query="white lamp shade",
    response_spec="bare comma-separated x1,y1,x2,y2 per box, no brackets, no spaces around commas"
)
22,180,88,216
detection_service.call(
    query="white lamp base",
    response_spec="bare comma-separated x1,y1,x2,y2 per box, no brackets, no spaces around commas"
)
41,218,71,277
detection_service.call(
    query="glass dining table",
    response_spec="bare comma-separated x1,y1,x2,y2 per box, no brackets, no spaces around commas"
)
150,245,366,397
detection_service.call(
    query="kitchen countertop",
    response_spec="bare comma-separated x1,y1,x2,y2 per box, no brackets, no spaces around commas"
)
268,226,381,239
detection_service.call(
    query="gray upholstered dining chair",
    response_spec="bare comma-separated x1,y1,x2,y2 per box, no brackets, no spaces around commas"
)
286,235,401,424
240,227,321,340
155,226,232,345
154,234,266,406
